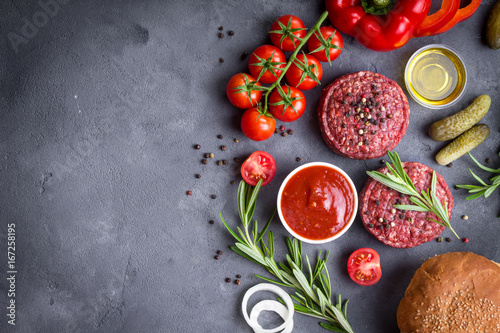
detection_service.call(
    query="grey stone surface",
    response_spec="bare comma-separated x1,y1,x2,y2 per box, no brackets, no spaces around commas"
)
0,0,499,332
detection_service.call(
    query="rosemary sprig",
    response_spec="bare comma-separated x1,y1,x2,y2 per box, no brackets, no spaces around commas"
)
456,153,500,217
220,180,354,333
366,151,459,239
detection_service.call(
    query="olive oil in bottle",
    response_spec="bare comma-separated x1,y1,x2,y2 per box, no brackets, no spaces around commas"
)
406,46,466,108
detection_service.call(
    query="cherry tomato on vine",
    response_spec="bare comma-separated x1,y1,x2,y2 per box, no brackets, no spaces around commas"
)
226,73,263,109
241,151,277,186
285,54,323,91
248,45,287,84
241,107,276,141
347,248,382,286
269,15,307,52
269,86,306,122
308,26,343,63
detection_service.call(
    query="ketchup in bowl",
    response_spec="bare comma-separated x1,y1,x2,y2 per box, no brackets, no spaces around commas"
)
277,162,358,244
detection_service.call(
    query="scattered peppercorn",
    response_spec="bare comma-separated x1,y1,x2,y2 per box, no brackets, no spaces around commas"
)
380,159,386,165
216,250,223,255
217,160,223,166
385,224,391,230
236,274,241,279
209,153,215,159
368,223,374,228
214,255,220,260
279,125,286,131
378,225,384,230
219,58,224,63
364,211,370,215
447,163,453,168
209,220,215,224
380,118,386,123
234,279,241,285
287,129,293,135
225,278,232,283
217,134,223,139
437,237,443,242
445,237,452,242
221,145,227,151
218,32,225,38
186,191,192,196
462,237,469,243
202,159,209,164
281,132,288,137
230,180,235,185
223,160,228,165
210,194,217,199
274,128,280,134
296,157,301,162
462,215,469,220
228,30,234,36
194,144,201,149
399,214,405,219
233,138,239,143
375,200,380,205
218,26,224,31
241,51,248,60
454,185,459,190
204,153,210,158
195,174,201,179
486,158,492,163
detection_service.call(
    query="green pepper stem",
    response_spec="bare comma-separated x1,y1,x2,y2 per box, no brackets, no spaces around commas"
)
370,0,391,9
262,11,329,113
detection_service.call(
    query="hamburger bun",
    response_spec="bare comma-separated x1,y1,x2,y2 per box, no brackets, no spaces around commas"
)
397,252,500,332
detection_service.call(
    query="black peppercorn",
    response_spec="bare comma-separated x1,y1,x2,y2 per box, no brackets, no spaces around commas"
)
223,160,228,165
296,157,301,162
375,200,380,205
216,250,223,255
186,191,192,196
225,278,232,283
446,237,452,242
210,194,217,199
219,58,224,63
228,30,234,36
368,223,374,228
202,159,208,164
195,174,201,179
230,180,235,185
209,220,215,224
194,144,201,149
217,134,223,139
218,32,225,38
281,132,288,137
214,255,220,260
217,160,223,166
236,274,241,279
234,279,241,285
221,145,227,151
287,129,294,135
234,157,240,162
218,26,224,31
241,51,248,60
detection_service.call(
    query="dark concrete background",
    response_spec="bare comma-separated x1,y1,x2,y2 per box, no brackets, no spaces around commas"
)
0,0,499,332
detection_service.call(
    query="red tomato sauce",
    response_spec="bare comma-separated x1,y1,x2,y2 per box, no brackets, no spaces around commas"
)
280,165,355,240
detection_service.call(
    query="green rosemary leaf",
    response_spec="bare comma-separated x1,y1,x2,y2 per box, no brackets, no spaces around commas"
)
466,191,486,200
468,153,500,173
319,322,346,332
484,185,498,198
393,204,429,212
231,246,263,266
254,274,290,287
469,169,488,186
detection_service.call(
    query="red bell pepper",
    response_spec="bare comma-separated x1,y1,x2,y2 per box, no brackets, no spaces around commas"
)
431,0,482,35
326,0,431,52
414,0,460,37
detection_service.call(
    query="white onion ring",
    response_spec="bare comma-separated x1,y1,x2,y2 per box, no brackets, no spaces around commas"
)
241,283,294,333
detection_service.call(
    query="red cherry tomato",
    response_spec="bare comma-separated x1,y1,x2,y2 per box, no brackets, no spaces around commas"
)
347,248,382,286
248,45,287,84
285,54,323,91
241,151,277,186
268,86,306,122
270,15,307,52
226,73,263,109
308,26,343,63
240,107,276,142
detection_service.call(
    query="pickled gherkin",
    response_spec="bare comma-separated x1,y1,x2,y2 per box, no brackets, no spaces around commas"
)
486,0,500,50
429,95,491,142
435,125,490,166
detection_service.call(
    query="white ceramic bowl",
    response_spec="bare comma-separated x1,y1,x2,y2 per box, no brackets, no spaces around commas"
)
277,162,358,244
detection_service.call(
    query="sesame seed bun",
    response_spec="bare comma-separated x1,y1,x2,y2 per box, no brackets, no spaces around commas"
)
397,252,500,332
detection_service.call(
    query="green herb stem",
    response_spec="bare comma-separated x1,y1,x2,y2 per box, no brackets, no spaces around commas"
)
220,179,354,333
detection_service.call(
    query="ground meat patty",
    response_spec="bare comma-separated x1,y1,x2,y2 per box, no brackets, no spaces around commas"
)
359,162,453,248
318,71,410,159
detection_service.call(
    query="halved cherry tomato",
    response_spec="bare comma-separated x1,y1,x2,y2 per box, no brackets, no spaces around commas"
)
268,86,306,122
285,54,323,91
269,15,307,52
240,107,276,141
226,73,263,109
308,26,343,63
241,151,277,186
347,248,382,286
248,45,287,84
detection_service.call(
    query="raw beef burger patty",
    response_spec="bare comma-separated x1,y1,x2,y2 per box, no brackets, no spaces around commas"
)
318,71,410,159
359,162,453,248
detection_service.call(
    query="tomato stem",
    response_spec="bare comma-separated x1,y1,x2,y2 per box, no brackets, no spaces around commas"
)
262,11,329,113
